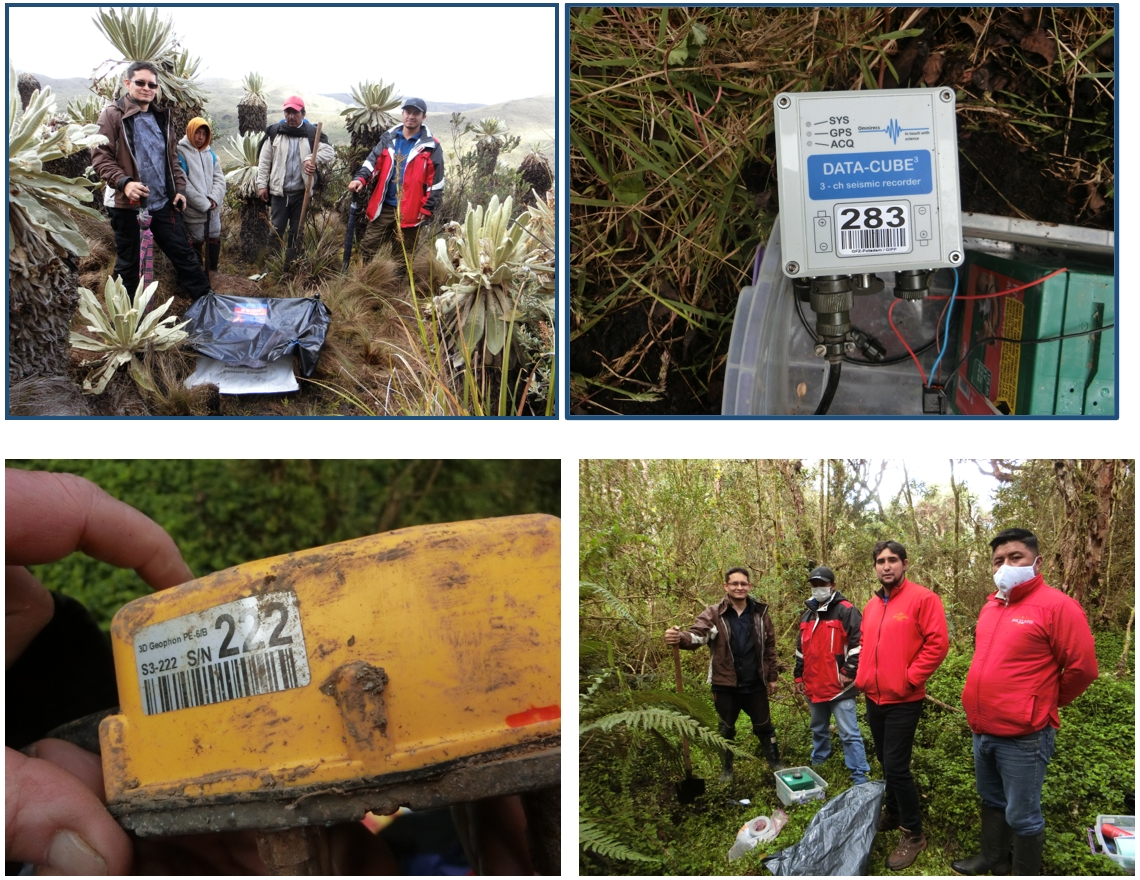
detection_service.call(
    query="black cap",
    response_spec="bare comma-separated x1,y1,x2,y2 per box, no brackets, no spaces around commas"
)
401,97,427,113
808,566,835,584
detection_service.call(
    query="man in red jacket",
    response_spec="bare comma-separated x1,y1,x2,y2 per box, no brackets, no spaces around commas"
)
952,529,1097,877
793,566,870,786
855,540,948,871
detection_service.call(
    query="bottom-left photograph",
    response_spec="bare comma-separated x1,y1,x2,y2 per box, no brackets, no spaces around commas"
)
6,459,560,875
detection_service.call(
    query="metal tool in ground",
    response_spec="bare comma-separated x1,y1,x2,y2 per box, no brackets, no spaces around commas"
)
137,195,156,314
95,514,562,873
671,643,705,803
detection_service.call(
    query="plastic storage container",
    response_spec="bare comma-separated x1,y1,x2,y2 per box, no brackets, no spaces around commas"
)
1093,814,1135,873
775,766,828,806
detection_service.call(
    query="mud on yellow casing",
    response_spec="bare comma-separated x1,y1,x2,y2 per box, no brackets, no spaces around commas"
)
100,514,560,834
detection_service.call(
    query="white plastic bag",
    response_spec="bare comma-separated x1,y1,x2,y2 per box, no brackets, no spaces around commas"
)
727,809,789,861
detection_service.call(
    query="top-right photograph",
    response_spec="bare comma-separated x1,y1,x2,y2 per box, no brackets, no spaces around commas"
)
570,7,1115,416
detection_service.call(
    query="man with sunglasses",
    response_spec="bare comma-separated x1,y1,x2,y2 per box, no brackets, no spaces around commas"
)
665,567,785,783
93,61,212,301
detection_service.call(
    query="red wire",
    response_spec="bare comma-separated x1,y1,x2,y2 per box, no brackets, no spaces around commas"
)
929,266,1069,371
888,298,927,386
928,267,1067,300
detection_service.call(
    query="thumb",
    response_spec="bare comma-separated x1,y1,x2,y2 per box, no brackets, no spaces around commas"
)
5,743,132,874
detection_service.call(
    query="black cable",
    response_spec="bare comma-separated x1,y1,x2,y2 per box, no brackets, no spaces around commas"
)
814,360,842,415
941,324,1116,396
793,290,937,365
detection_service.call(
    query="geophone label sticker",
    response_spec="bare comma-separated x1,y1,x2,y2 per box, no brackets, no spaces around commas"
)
132,591,310,716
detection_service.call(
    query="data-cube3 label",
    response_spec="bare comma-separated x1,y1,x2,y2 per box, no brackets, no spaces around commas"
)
133,591,310,716
807,151,932,200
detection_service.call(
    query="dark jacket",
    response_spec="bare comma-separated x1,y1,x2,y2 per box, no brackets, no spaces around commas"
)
794,590,862,703
962,574,1097,737
353,124,445,227
676,596,779,688
855,578,949,705
92,96,186,211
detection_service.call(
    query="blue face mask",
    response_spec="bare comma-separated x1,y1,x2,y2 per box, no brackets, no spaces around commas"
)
993,559,1039,596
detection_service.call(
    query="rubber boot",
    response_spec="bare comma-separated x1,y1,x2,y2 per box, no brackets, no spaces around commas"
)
192,239,206,270
1010,830,1044,876
207,239,220,272
951,804,1013,875
761,735,786,771
886,827,927,871
719,751,734,784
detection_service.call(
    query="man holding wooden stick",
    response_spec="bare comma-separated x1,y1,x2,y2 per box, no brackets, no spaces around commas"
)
257,96,334,254
664,567,784,784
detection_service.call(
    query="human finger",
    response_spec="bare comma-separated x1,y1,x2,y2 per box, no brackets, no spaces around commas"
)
6,565,54,668
6,470,193,590
5,745,132,874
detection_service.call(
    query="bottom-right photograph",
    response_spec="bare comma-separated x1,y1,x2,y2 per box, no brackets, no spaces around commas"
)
579,459,1134,876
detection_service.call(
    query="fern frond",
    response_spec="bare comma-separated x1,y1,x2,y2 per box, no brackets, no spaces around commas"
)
579,817,661,863
580,706,746,756
580,580,644,631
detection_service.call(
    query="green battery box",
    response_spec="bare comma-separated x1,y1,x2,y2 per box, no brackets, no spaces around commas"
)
778,770,816,792
947,251,1114,415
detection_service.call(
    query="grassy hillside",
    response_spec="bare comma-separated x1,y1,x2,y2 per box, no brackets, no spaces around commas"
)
26,72,552,157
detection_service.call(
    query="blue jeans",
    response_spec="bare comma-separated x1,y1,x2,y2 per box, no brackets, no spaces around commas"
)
809,696,870,784
972,726,1056,835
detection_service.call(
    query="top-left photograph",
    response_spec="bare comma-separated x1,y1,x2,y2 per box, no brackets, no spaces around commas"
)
9,5,557,418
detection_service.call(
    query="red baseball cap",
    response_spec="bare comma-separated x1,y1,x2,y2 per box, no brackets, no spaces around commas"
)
283,95,305,111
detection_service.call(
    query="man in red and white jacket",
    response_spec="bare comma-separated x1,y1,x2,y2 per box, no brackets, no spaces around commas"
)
348,97,445,267
952,528,1097,877
793,566,870,786
855,540,948,872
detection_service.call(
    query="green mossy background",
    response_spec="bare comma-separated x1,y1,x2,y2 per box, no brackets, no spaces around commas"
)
9,459,560,629
580,460,1134,875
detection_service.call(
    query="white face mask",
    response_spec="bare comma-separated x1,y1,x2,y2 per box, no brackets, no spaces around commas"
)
811,586,833,603
993,559,1040,595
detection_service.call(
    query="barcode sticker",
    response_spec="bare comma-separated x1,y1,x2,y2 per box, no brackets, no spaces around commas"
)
133,591,310,716
834,201,912,256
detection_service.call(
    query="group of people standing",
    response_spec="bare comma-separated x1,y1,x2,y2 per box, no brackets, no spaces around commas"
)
91,60,446,303
666,529,1098,874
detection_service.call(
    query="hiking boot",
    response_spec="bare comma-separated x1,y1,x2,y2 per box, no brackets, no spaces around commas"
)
951,804,1012,875
878,806,901,833
719,751,734,784
886,827,927,870
1010,830,1044,876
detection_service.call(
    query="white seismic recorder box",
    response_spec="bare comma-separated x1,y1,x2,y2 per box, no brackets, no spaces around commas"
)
774,87,963,278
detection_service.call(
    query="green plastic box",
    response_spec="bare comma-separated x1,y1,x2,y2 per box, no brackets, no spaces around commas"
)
948,252,1114,415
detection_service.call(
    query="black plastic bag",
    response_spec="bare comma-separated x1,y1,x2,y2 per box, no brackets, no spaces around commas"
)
762,780,885,875
183,293,331,377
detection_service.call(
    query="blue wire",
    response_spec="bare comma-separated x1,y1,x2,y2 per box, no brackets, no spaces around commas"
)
927,266,958,387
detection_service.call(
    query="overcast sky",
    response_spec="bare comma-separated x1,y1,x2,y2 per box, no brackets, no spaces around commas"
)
9,5,556,105
877,459,1001,509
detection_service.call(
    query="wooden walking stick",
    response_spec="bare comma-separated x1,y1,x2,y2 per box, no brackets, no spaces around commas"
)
287,121,322,269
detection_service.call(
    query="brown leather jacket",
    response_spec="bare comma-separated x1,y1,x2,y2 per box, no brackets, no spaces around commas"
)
676,596,779,687
92,96,187,210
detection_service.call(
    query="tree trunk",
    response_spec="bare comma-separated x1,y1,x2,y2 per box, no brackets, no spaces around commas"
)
8,211,79,384
1052,459,1118,608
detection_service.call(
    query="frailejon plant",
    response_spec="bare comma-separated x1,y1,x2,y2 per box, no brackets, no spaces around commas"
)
70,276,190,395
8,61,106,384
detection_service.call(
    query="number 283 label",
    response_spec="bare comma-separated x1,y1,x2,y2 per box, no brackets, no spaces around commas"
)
835,201,911,256
133,591,311,716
